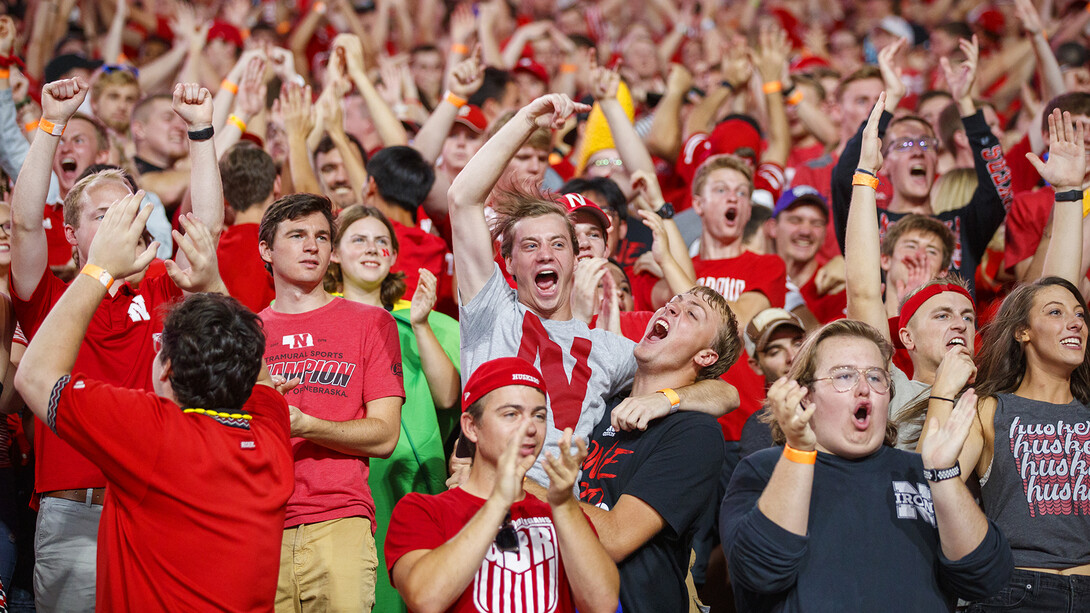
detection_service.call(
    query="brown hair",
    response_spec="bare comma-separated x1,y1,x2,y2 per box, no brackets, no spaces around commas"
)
68,113,109,152
1043,92,1090,132
763,319,898,447
490,189,577,260
91,69,139,103
219,143,277,213
687,286,742,380
486,110,551,151
691,154,753,199
258,193,335,250
880,214,956,273
327,205,407,310
835,66,882,102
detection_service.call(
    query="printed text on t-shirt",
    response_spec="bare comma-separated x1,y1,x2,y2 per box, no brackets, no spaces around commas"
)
1009,416,1090,516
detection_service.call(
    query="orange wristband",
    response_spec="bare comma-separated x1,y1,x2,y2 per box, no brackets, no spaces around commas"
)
658,388,681,414
451,43,469,55
783,444,817,465
227,114,248,133
80,264,114,289
24,120,37,132
786,89,804,105
445,91,467,108
0,69,9,79
220,79,239,95
313,1,327,14
38,118,64,136
559,63,577,73
762,80,783,94
852,172,879,190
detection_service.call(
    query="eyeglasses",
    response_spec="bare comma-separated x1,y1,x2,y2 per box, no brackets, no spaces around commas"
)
0,222,10,235
591,158,624,168
886,137,938,154
101,64,140,78
811,366,891,394
495,512,519,552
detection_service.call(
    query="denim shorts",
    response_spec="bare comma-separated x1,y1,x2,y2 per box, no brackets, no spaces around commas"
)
967,568,1090,612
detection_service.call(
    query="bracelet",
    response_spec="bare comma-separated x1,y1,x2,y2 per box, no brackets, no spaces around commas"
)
220,79,239,95
38,118,64,136
923,461,961,482
23,120,37,132
450,43,469,55
1055,188,1083,202
783,444,817,465
227,114,247,133
445,91,467,108
0,69,9,79
929,395,955,404
761,80,783,94
313,1,327,14
559,63,577,73
785,89,804,105
80,264,114,290
855,167,877,177
188,125,214,141
852,172,879,190
658,388,681,414
14,97,31,110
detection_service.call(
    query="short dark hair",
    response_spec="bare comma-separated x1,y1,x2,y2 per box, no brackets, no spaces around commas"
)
259,193,335,251
365,146,436,221
220,143,277,213
159,293,266,411
917,89,953,111
314,133,369,166
132,93,172,124
881,214,956,272
559,177,627,221
1043,92,1090,131
743,205,773,244
468,67,511,108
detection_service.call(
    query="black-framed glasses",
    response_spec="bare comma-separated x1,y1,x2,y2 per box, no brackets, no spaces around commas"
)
495,512,519,553
886,136,938,154
811,366,891,394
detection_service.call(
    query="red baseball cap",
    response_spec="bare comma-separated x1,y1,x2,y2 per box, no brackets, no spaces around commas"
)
207,21,244,48
514,57,549,84
556,192,611,233
462,357,547,409
454,104,488,134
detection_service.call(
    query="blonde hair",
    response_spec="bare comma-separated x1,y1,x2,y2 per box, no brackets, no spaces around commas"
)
63,168,129,228
691,154,753,198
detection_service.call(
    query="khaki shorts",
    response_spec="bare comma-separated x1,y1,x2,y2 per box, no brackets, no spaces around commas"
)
276,516,377,613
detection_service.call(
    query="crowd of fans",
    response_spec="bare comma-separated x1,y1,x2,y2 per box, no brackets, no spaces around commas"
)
0,0,1089,611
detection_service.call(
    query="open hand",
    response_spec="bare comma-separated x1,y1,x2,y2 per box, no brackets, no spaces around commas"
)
543,428,587,506
767,377,815,451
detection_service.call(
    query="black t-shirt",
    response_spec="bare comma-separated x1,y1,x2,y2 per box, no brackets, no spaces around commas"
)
579,401,724,613
721,446,1013,612
134,156,166,175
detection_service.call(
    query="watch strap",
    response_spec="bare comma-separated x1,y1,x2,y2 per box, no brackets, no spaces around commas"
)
923,461,961,482
1055,189,1084,202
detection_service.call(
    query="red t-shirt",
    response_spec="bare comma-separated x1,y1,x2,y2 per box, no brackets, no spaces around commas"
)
386,488,586,613
260,298,405,528
217,223,275,313
52,379,293,611
1003,187,1055,275
719,353,767,442
786,142,826,173
390,220,448,301
693,252,787,307
798,275,847,324
12,271,181,493
43,203,74,267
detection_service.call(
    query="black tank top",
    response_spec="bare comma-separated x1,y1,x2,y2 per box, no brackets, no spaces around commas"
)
980,393,1090,568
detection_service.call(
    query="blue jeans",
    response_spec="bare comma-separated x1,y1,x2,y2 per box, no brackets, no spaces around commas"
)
968,569,1090,612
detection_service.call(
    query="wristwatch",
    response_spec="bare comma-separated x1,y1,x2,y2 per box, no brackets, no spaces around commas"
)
655,202,675,219
923,461,961,482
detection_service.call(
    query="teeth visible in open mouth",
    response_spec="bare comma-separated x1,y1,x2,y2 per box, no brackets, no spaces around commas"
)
948,338,965,346
910,165,926,176
1062,338,1082,348
61,158,77,172
854,406,868,420
650,319,669,339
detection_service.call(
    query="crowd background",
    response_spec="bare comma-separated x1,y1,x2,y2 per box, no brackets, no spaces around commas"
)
0,0,1087,611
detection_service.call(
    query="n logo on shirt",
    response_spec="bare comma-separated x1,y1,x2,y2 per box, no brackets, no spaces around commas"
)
282,333,314,349
517,314,591,431
128,295,150,322
892,481,936,527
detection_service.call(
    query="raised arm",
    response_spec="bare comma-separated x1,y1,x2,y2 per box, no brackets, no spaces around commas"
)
645,64,692,163
213,55,267,159
1014,0,1065,101
336,34,409,147
10,78,87,300
1032,109,1087,283
280,83,323,196
845,93,892,342
752,26,791,168
447,94,589,303
409,270,460,410
755,378,816,536
413,49,484,165
589,59,655,176
172,84,224,244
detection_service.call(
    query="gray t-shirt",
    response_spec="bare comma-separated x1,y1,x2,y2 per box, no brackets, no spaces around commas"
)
460,265,638,485
888,364,930,451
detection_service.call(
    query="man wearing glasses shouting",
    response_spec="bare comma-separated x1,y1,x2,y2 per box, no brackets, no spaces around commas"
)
830,35,1012,295
384,357,619,613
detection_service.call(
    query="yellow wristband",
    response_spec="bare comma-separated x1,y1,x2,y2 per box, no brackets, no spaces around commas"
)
1082,190,1090,218
0,69,9,79
785,89,804,105
445,91,467,108
783,444,817,465
38,118,64,136
852,172,879,190
227,114,248,133
450,43,469,55
658,388,681,414
220,79,239,95
762,80,783,94
80,264,114,290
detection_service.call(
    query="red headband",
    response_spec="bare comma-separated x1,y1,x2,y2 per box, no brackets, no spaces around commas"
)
898,283,974,331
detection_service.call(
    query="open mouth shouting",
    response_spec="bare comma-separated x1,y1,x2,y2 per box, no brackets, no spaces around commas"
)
946,336,967,349
645,317,670,342
852,401,872,430
534,269,559,293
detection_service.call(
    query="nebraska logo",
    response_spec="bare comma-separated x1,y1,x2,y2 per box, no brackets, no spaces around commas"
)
128,295,150,322
282,333,314,349
517,314,591,430
473,517,560,613
1009,416,1090,516
892,481,936,527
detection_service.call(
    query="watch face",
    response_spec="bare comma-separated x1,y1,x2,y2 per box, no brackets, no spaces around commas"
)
657,202,675,219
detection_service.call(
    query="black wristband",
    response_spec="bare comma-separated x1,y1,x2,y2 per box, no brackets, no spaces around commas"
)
187,126,214,141
1055,189,1083,202
928,395,955,404
783,83,796,97
855,168,877,177
923,461,961,482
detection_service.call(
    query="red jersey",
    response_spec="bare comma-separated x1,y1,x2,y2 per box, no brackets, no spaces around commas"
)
12,271,181,493
386,487,589,613
390,220,448,300
798,275,847,324
1003,187,1054,275
719,353,767,442
43,203,74,267
260,298,405,528
52,379,293,611
693,252,787,307
217,223,275,313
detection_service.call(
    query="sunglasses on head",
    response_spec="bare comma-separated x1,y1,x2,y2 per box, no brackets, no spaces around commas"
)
495,512,519,553
101,64,139,78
